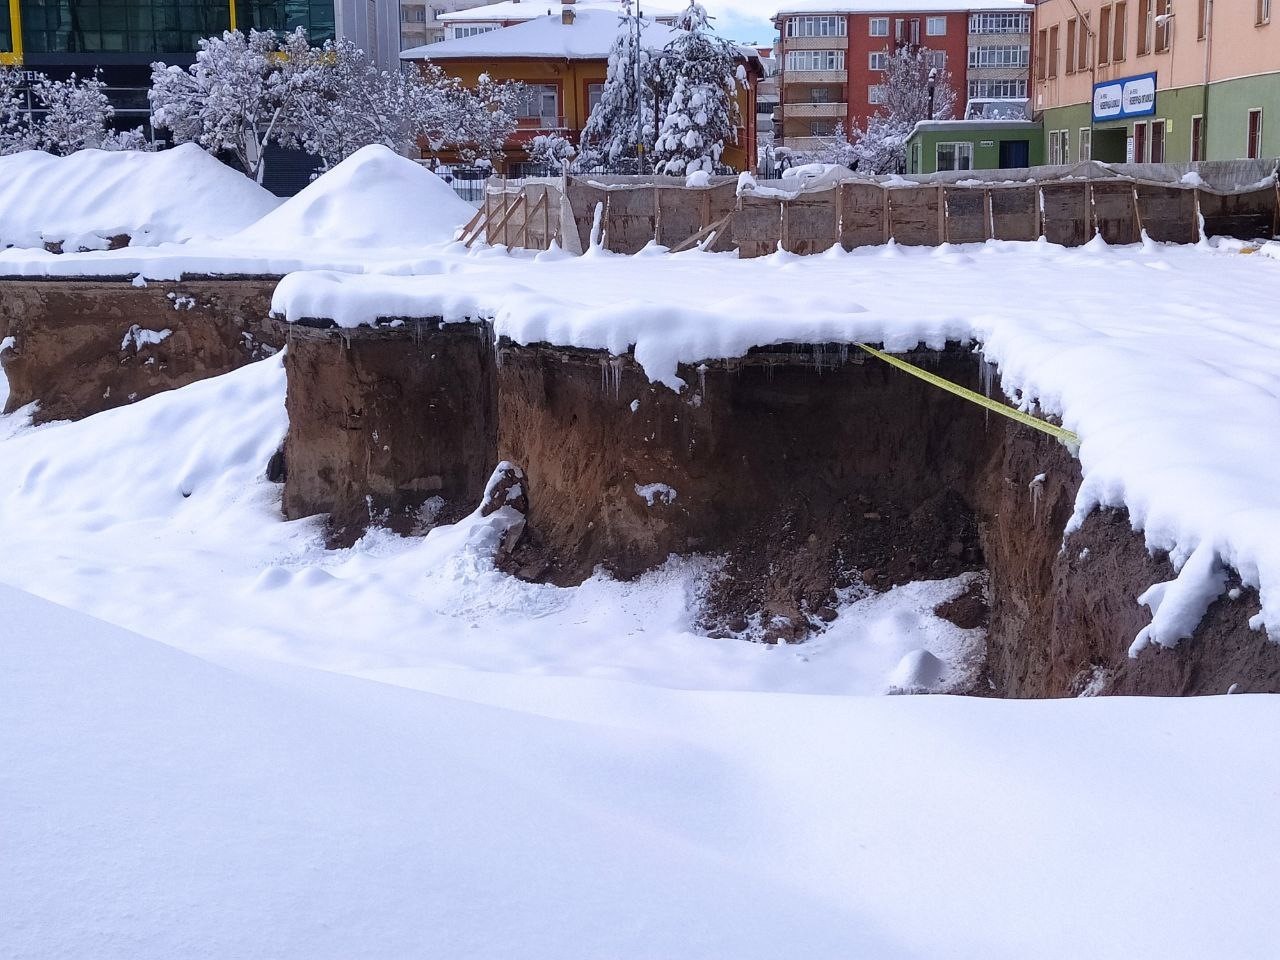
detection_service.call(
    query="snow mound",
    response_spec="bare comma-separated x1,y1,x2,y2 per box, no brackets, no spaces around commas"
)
0,145,280,250
234,145,476,249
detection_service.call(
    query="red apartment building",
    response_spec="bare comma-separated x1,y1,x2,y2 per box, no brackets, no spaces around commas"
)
773,1,1034,153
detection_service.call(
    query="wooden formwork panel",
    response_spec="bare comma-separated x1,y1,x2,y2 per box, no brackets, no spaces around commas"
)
603,187,657,255
942,187,986,244
656,186,703,248
1090,182,1140,246
1199,187,1278,241
840,183,888,248
989,187,1038,241
566,178,610,251
704,183,739,252
522,184,561,250
1039,183,1090,246
782,188,840,255
735,195,784,258
1136,185,1197,244
888,186,942,246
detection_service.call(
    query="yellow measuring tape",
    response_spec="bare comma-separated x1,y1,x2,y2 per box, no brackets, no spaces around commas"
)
853,343,1081,449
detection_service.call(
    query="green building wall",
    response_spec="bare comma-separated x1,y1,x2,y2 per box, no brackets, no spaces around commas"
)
1041,73,1280,164
907,125,1045,174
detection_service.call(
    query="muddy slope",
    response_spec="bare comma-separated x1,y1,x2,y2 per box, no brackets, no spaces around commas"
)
0,278,282,422
496,343,990,639
282,321,497,545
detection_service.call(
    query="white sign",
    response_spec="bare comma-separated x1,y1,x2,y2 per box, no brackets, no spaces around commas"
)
1093,72,1158,122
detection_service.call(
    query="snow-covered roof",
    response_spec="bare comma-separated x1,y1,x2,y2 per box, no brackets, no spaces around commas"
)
440,0,679,23
773,0,1032,15
402,9,763,64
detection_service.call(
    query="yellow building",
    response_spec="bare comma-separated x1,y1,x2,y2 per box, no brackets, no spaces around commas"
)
399,5,763,174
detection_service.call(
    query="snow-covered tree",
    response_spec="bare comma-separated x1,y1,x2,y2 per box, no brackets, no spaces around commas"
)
651,1,743,176
788,122,857,168
849,47,955,174
578,0,656,171
0,68,146,156
524,132,576,172
150,29,301,182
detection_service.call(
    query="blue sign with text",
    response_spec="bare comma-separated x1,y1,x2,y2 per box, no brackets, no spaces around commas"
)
1092,72,1157,123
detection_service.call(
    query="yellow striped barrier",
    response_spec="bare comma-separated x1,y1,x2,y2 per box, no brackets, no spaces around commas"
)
853,342,1081,451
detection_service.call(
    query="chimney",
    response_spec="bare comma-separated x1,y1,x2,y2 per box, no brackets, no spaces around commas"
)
562,0,575,24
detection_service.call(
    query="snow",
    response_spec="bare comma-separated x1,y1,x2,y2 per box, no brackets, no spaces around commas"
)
6,574,1280,958
0,144,280,250
402,9,761,63
120,325,173,351
635,480,678,505
233,145,476,249
439,0,680,22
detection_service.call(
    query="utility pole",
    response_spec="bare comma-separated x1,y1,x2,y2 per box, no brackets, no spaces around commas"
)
635,0,644,171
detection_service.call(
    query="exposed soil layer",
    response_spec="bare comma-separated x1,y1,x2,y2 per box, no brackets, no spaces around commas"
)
0,278,282,422
281,321,497,546
495,343,990,640
979,428,1280,696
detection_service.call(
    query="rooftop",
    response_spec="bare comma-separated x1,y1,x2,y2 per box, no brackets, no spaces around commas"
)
773,0,1032,15
402,9,763,63
440,0,680,22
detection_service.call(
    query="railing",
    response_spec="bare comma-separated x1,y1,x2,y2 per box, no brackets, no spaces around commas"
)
515,116,568,131
786,102,847,118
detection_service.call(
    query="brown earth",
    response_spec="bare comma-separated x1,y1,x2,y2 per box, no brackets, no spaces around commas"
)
0,278,282,422
281,320,497,546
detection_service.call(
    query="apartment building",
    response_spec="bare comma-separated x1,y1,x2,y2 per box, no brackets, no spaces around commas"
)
414,0,678,47
1034,0,1280,162
400,0,497,50
772,0,1034,153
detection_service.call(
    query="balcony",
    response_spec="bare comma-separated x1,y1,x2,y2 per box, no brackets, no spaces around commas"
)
782,70,847,84
783,35,849,50
784,101,847,118
515,115,568,132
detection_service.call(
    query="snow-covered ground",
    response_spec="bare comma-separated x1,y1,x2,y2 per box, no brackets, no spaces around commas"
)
5,144,1280,956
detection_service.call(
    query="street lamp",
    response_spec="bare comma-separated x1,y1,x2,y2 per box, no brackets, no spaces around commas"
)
927,66,937,121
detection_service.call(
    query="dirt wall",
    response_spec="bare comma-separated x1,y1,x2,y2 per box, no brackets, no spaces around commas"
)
281,320,497,545
0,278,282,422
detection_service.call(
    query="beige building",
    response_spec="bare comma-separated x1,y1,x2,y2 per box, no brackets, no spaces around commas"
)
1033,0,1280,161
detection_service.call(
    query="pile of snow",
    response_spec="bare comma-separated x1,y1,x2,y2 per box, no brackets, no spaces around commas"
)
0,145,280,250
233,145,476,249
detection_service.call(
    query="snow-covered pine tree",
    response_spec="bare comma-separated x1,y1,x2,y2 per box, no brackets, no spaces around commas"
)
651,1,742,176
577,0,655,171
849,46,955,174
150,29,300,182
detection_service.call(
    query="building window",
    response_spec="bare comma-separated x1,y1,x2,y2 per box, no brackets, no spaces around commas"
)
1191,114,1204,160
869,17,889,36
1066,19,1077,73
515,84,560,126
1099,5,1112,63
402,6,427,22
1036,28,1047,79
1048,24,1060,78
1133,120,1148,161
868,84,887,104
936,141,973,171
1155,0,1172,50
1114,0,1128,59
1078,13,1091,69
968,12,1031,33
784,49,846,71
1137,0,1152,54
1258,0,1272,24
451,25,497,38
810,86,833,103
970,45,1030,68
926,16,946,35
1048,129,1060,164
927,50,946,69
1079,127,1092,160
786,15,846,38
969,79,1028,99
238,0,336,45
588,83,604,113
1150,118,1166,162
1198,0,1208,37
869,51,889,70
1247,108,1264,158
810,120,836,137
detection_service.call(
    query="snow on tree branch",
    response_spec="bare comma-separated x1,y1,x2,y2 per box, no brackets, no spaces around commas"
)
0,67,147,156
848,47,956,174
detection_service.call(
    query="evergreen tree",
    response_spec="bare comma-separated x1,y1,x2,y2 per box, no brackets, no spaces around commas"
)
577,0,655,171
651,1,742,176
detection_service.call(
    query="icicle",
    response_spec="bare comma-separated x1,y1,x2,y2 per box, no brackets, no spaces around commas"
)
696,362,708,398
1028,473,1046,523
610,357,624,400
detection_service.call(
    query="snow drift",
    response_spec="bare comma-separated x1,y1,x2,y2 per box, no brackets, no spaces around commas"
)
233,145,476,249
0,145,281,250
